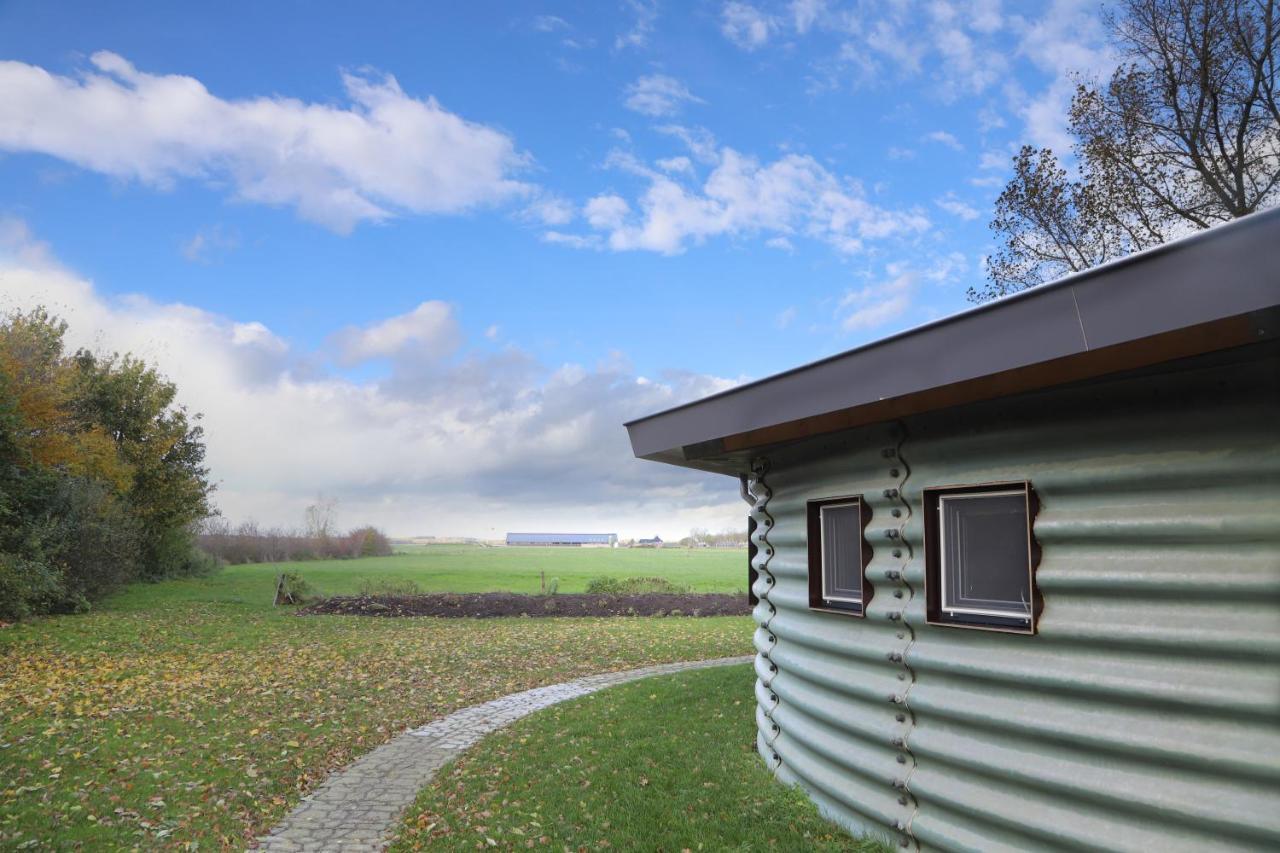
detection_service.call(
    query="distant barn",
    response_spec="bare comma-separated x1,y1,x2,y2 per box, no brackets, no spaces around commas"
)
505,532,617,548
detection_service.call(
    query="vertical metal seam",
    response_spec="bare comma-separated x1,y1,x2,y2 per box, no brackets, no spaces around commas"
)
750,456,783,770
885,423,921,851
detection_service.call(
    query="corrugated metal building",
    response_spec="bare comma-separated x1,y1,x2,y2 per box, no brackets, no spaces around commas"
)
625,210,1280,852
505,532,617,547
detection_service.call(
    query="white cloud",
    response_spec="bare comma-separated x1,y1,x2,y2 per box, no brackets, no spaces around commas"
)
623,74,703,118
721,2,775,51
924,130,964,151
838,267,917,331
181,224,240,264
935,192,981,220
531,15,570,32
331,301,462,366
655,155,694,174
584,194,632,230
0,220,745,539
775,306,797,328
571,147,929,255
541,230,602,249
791,0,826,33
523,194,576,226
0,52,532,233
1012,0,1115,154
655,124,720,163
616,0,659,50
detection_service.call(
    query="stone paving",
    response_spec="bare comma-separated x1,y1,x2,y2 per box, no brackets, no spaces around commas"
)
256,655,754,852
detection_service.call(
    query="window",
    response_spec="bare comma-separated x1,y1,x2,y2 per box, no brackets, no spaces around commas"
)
807,496,871,615
924,482,1040,633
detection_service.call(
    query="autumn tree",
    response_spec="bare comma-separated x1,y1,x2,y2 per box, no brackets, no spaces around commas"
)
0,308,215,617
976,0,1280,301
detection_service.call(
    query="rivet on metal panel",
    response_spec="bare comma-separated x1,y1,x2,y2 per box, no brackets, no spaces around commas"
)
769,664,777,673
899,796,909,806
892,780,907,790
896,632,905,639
883,488,899,498
894,590,904,598
895,713,906,723
892,508,902,518
885,529,900,539
897,755,908,764
899,838,910,848
888,651,901,662
889,612,901,621
770,693,778,703
891,737,905,747
896,821,906,831
892,548,902,558
882,448,897,458
897,673,906,681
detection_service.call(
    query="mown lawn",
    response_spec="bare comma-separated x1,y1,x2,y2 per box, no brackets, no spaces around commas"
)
106,545,746,611
0,551,753,850
392,664,885,852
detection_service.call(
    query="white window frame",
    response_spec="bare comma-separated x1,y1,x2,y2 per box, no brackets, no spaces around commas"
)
819,501,863,606
937,489,1032,621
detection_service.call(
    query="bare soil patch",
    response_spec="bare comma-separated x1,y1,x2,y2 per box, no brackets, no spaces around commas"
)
297,592,749,618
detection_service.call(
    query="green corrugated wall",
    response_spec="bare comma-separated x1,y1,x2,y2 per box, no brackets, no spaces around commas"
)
748,349,1280,852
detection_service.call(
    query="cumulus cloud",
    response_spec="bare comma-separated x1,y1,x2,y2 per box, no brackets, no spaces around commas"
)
838,267,917,331
331,301,462,366
0,52,532,233
924,130,964,151
721,2,776,50
0,221,745,538
935,192,981,220
616,0,659,50
623,74,703,118
564,146,929,255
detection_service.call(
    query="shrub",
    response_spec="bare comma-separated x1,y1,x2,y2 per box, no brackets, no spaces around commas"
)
0,553,61,621
273,571,316,606
584,576,691,595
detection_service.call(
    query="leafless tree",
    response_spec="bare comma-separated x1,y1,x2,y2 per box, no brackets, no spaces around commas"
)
976,0,1280,301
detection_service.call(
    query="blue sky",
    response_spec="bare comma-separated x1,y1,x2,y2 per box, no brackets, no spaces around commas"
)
0,1,1112,538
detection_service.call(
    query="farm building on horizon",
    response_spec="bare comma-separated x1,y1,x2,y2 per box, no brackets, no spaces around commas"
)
505,532,617,548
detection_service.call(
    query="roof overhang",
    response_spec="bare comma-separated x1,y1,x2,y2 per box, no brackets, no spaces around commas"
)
626,208,1280,476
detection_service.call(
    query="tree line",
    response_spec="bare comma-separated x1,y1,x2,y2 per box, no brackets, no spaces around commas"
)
0,308,216,619
196,519,392,564
0,309,397,619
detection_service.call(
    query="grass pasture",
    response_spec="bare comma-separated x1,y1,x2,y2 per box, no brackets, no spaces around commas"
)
0,546,754,850
106,544,748,611
392,665,886,852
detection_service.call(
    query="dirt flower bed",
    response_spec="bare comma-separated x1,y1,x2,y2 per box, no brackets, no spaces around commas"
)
297,592,751,618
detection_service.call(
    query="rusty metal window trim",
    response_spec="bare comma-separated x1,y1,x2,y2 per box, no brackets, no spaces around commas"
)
923,481,1042,635
806,495,873,617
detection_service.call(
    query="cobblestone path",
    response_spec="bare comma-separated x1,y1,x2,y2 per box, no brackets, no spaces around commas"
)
256,655,753,851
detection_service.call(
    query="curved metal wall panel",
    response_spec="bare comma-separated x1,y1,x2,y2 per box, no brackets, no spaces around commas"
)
750,353,1280,852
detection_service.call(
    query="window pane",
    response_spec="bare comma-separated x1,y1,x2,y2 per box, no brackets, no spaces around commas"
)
821,503,861,603
942,492,1030,616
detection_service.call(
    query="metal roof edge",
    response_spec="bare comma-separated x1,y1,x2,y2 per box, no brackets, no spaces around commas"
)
624,207,1280,429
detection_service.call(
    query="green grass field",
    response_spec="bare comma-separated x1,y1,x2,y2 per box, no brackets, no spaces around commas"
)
392,665,887,852
0,547,755,849
106,544,748,611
